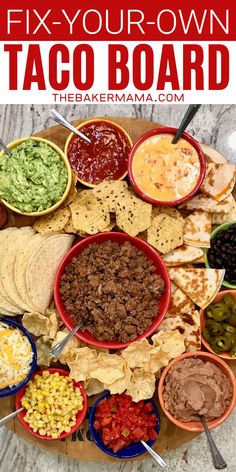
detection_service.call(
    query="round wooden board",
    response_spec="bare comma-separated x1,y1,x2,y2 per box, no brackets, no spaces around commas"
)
1,117,235,462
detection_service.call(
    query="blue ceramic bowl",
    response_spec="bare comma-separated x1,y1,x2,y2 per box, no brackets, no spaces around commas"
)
0,317,37,397
89,391,160,459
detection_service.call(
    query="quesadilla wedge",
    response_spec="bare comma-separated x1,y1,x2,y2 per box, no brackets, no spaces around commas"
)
168,285,195,315
178,193,218,212
179,193,233,214
212,194,235,214
183,211,211,248
200,143,227,164
162,245,204,266
200,163,235,201
211,199,236,225
157,310,201,351
168,267,225,309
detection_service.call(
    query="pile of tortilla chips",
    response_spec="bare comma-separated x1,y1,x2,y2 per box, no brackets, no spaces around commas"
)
22,304,186,402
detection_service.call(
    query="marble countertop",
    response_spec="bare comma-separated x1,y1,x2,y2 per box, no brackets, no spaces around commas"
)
0,104,235,472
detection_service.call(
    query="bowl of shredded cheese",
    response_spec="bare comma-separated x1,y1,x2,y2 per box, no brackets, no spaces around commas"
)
0,317,37,397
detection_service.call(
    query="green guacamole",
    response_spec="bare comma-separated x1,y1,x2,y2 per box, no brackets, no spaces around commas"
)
0,139,68,212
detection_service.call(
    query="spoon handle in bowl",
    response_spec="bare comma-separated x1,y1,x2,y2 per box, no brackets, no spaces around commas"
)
172,105,201,144
49,109,91,144
140,440,167,468
49,322,83,358
0,139,12,157
0,407,25,427
201,416,227,469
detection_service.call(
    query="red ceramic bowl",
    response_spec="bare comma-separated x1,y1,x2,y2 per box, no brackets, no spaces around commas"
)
54,232,171,349
128,127,206,206
158,351,236,432
16,368,88,441
200,290,236,361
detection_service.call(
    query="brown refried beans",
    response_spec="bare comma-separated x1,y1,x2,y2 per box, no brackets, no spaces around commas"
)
59,240,165,342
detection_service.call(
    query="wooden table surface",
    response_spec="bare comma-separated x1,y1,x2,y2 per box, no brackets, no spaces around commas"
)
0,104,235,472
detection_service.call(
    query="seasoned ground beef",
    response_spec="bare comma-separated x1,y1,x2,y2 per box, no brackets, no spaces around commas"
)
59,241,165,343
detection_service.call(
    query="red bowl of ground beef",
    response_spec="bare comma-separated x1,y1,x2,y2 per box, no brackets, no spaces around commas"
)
54,232,171,349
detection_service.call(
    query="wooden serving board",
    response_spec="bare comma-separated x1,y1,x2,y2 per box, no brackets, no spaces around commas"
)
1,117,235,462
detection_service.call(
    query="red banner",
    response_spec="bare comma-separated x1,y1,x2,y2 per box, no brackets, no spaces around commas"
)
0,0,234,41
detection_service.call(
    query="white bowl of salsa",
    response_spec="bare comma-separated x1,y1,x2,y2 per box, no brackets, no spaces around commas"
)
128,127,206,206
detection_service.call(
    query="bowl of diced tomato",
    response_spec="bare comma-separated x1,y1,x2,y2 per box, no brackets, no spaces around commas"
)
89,391,160,459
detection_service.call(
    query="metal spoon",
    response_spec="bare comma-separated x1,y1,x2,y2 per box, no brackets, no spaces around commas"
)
0,407,24,427
0,139,12,157
172,104,201,144
199,416,227,469
49,321,84,358
141,440,167,468
50,109,91,144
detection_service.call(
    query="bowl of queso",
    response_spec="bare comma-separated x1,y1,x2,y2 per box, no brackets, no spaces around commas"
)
128,127,206,206
65,119,133,188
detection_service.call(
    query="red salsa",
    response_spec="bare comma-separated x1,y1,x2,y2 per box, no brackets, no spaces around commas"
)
94,393,158,453
67,120,131,185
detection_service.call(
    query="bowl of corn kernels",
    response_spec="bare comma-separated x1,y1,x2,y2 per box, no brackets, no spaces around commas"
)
15,368,88,440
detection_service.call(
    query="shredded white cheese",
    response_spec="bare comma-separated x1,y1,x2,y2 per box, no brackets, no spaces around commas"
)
0,322,33,389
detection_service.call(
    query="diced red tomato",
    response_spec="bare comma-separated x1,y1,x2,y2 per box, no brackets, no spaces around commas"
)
94,393,159,453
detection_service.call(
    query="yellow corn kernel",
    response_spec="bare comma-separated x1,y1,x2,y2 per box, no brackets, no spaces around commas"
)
39,429,46,436
42,371,50,378
64,426,71,433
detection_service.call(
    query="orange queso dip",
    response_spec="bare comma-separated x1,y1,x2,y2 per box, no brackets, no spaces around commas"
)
132,134,201,202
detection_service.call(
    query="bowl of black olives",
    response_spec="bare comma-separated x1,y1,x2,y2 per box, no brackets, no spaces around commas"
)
206,221,236,289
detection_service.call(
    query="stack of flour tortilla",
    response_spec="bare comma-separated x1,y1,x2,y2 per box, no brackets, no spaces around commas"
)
0,227,74,315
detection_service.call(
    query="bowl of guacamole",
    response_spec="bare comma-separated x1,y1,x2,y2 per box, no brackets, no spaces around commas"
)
0,137,72,215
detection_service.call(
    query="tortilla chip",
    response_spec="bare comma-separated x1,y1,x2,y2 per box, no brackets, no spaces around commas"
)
105,367,132,395
116,194,152,237
147,214,183,254
35,337,51,367
51,329,81,364
142,346,169,374
168,286,195,315
183,211,211,248
85,378,105,396
68,347,98,381
121,339,153,369
90,353,125,385
63,216,77,234
33,207,70,234
162,245,204,266
126,369,156,402
22,311,58,338
152,206,184,224
200,163,235,201
92,180,129,212
151,329,186,357
179,193,218,212
74,189,92,203
168,267,225,309
157,311,201,351
70,195,110,234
